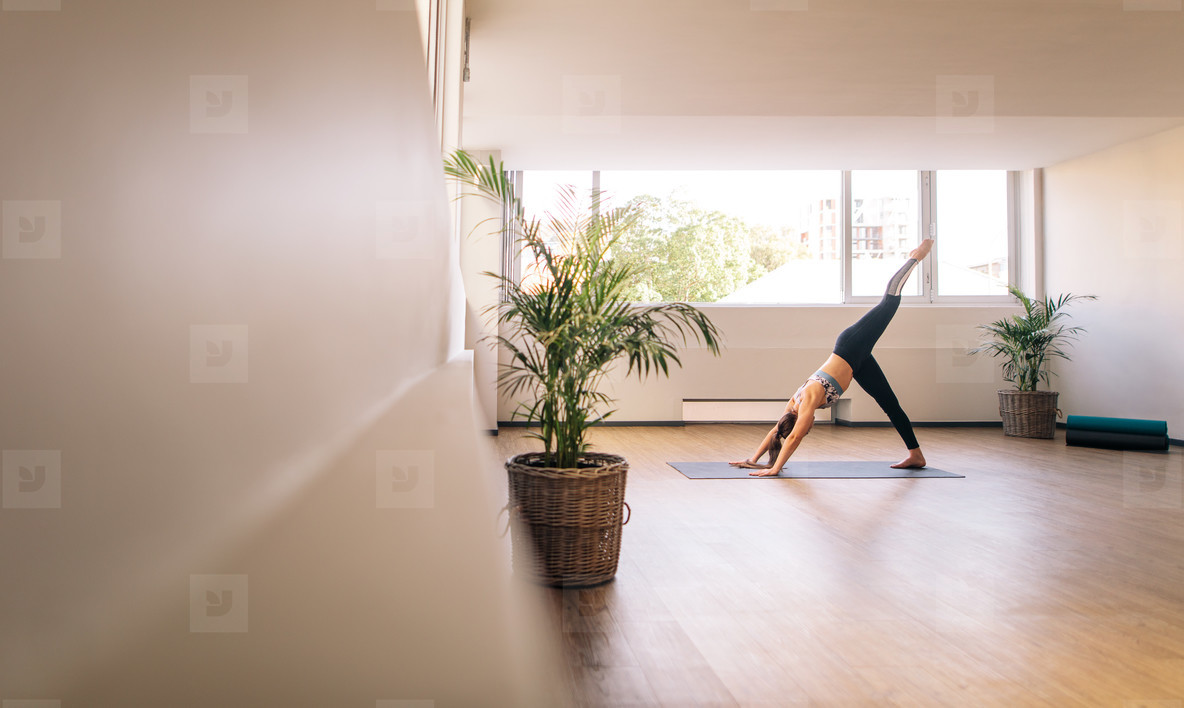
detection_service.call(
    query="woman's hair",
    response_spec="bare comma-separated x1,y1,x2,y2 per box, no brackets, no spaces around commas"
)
768,411,798,464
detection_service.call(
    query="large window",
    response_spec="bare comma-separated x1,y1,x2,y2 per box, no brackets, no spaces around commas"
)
513,169,1015,304
518,171,594,292
934,171,1011,297
600,171,842,304
850,170,921,298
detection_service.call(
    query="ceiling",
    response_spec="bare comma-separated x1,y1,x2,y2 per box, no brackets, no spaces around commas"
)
462,0,1184,169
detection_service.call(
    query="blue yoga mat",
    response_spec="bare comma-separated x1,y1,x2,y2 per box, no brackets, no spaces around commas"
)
668,461,963,479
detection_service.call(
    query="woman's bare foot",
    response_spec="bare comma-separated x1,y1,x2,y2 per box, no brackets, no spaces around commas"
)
730,459,765,469
909,238,935,261
748,466,781,477
890,449,927,469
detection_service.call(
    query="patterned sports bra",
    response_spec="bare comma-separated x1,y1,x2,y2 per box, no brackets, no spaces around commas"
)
794,370,845,409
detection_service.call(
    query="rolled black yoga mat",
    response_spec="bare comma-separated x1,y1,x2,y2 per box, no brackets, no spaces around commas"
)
1065,415,1168,437
1065,428,1169,451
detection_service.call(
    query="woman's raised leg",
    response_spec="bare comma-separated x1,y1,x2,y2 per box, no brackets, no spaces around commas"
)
832,240,934,370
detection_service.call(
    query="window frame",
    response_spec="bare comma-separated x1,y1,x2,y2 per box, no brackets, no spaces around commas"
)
927,169,1019,305
843,170,930,305
507,168,1018,306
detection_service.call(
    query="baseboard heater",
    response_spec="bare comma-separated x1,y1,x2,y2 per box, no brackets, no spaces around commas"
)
681,399,835,425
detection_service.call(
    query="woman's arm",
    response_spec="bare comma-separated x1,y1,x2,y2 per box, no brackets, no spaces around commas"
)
730,425,778,468
748,410,815,475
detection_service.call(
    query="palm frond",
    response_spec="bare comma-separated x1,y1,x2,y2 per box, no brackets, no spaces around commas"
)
969,285,1096,391
445,149,724,465
442,150,521,220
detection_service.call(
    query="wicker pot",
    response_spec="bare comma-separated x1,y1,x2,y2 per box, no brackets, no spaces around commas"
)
998,390,1059,439
503,451,630,588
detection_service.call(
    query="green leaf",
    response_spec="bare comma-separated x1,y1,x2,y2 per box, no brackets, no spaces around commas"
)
445,150,725,464
968,285,1096,391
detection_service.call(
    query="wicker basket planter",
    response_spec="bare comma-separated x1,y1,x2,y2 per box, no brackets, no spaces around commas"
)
998,390,1059,439
504,452,630,588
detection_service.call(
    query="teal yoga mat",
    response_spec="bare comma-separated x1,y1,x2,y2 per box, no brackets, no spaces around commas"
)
1066,415,1168,437
668,461,963,479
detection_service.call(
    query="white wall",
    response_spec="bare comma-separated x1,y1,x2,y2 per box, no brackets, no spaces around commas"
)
1044,125,1184,436
457,150,505,432
497,304,1017,428
0,2,560,705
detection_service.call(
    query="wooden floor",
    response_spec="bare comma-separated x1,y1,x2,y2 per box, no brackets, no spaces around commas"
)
492,424,1184,707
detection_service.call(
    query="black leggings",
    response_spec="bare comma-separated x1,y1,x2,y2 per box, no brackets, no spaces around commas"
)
831,260,920,450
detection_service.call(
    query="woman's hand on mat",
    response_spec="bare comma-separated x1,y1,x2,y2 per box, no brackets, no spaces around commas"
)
747,466,781,477
730,459,781,475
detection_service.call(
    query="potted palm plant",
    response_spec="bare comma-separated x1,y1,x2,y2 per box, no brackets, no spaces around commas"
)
445,150,722,586
971,285,1095,439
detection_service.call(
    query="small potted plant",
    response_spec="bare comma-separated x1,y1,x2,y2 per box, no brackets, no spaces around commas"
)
445,150,722,586
971,285,1096,438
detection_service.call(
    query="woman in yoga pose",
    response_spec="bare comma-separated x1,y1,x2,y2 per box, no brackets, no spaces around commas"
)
730,239,934,476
